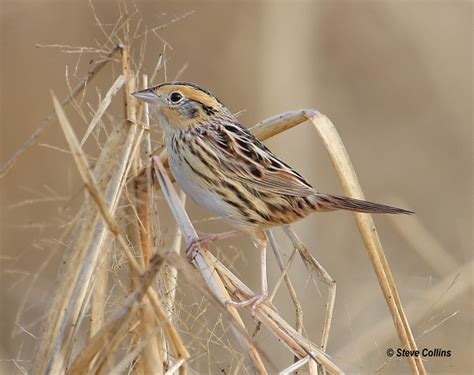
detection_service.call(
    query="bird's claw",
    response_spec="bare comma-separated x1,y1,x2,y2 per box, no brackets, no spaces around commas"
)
184,235,214,259
225,293,275,320
185,231,240,260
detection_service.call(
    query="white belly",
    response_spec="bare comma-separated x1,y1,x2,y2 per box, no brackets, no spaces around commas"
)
167,147,236,221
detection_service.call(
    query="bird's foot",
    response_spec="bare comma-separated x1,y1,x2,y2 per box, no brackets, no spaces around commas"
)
184,236,212,259
225,292,275,320
184,230,241,259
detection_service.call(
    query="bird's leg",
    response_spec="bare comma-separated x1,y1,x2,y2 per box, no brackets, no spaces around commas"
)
226,231,274,318
185,229,241,259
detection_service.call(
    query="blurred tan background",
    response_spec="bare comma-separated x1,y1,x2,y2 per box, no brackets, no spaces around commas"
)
1,1,472,374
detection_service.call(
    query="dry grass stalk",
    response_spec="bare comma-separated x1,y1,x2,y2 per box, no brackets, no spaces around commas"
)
266,230,303,337
135,74,155,265
157,221,183,370
134,74,172,372
49,87,189,372
0,44,122,179
150,109,423,373
310,114,426,374
123,63,164,374
68,253,166,374
33,97,137,372
12,6,427,373
88,243,110,339
153,156,268,374
212,253,341,374
33,39,188,373
282,226,336,354
279,355,311,374
337,259,473,370
80,74,128,145
153,156,346,374
239,109,426,373
86,74,128,345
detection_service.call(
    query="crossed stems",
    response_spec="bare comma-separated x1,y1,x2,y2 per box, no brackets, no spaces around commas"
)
150,109,336,358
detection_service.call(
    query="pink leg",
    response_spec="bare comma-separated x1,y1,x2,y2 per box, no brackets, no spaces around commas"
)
185,229,241,259
226,231,273,317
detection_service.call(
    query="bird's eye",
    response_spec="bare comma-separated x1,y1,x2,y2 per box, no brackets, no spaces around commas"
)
169,92,184,103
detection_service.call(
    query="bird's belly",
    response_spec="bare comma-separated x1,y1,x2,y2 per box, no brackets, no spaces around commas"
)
168,152,235,221
166,143,310,231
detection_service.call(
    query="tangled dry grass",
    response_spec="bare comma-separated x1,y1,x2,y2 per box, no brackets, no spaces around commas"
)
4,2,469,374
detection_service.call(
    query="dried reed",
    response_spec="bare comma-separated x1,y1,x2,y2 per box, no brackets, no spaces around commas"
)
3,4,429,374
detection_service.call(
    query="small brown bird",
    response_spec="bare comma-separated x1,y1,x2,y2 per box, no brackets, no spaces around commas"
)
133,82,412,313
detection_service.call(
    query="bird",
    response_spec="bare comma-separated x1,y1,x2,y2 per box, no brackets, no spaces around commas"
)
132,81,413,314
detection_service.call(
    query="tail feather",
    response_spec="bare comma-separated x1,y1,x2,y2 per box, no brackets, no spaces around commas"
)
311,193,413,215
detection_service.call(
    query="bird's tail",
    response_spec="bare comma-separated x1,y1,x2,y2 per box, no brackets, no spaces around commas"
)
310,193,413,215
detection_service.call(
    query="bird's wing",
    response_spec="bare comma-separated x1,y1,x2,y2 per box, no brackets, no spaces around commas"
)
202,122,316,197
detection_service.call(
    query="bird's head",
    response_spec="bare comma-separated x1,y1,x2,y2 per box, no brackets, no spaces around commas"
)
132,82,225,131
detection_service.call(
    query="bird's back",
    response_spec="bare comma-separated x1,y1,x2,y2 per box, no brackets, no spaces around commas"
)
165,119,319,231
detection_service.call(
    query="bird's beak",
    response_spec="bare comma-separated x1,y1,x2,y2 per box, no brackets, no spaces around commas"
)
131,88,159,104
